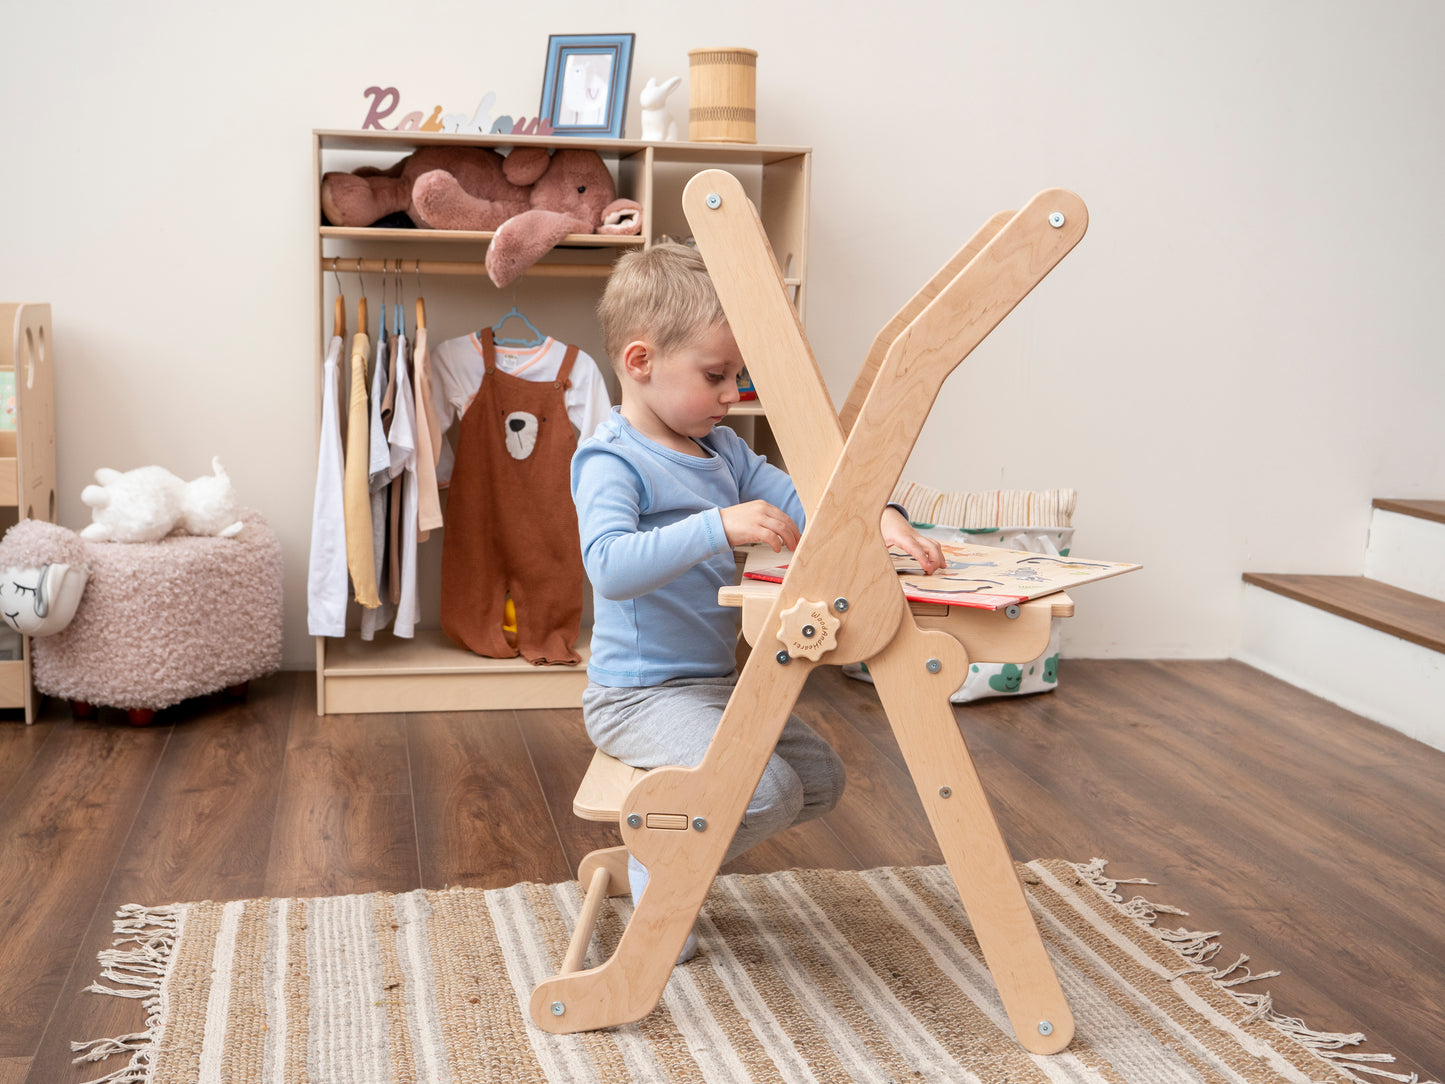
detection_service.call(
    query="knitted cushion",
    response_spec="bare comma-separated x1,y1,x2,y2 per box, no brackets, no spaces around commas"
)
888,483,1075,529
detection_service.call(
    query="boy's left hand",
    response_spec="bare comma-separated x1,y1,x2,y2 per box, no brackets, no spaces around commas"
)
881,507,945,574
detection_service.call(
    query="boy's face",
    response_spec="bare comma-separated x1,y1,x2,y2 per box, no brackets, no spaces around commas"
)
621,322,744,453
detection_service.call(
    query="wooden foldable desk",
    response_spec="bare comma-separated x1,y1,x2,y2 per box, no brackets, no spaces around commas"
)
532,171,1091,1054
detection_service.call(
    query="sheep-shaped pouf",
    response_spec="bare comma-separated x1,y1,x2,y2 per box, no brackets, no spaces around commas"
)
0,510,283,725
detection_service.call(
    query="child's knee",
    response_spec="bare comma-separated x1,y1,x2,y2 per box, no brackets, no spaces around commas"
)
748,760,807,824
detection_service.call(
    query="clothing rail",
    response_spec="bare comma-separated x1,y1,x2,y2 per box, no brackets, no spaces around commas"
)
321,257,613,279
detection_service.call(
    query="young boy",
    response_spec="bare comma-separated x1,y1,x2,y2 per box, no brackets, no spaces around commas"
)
572,243,943,957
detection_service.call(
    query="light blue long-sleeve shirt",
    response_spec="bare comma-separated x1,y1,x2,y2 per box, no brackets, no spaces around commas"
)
571,408,805,686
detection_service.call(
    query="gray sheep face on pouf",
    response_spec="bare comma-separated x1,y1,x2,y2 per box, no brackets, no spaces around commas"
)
0,519,90,637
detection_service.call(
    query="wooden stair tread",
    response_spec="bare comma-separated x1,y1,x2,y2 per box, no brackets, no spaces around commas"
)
1373,498,1445,525
1243,573,1445,654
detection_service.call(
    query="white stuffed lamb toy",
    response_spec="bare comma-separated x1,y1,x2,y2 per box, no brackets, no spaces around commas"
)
80,456,244,543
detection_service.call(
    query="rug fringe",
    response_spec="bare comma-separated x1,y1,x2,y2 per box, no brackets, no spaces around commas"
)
1071,859,1440,1084
72,904,183,1084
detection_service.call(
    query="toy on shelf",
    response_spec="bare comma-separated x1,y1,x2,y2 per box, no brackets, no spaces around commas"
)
531,171,1128,1060
735,365,756,400
639,75,681,141
0,514,283,725
80,456,243,543
321,145,529,230
320,145,643,287
483,148,642,287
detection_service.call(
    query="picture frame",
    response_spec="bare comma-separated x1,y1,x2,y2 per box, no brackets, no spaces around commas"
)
539,33,635,139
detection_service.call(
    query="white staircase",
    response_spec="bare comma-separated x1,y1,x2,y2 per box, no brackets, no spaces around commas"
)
1238,500,1445,752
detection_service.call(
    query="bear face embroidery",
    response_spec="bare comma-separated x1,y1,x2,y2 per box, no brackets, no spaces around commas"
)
504,411,540,460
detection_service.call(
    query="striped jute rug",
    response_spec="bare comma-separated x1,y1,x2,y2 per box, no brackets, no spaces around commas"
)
74,859,1423,1084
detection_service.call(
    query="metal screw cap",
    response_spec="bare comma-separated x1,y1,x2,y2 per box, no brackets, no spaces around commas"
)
775,650,792,665
1038,1019,1054,1035
692,817,708,831
1005,604,1022,619
1048,212,1065,228
926,658,942,673
626,813,642,828
938,785,952,798
706,192,722,209
551,1001,566,1016
833,598,850,612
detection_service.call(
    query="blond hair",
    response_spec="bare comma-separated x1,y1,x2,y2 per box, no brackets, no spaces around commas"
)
597,243,726,368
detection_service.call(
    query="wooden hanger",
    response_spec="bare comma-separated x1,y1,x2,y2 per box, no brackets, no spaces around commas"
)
414,260,427,331
354,258,368,338
330,263,346,339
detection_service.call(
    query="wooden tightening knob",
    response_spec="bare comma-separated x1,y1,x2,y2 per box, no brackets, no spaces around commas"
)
777,598,839,661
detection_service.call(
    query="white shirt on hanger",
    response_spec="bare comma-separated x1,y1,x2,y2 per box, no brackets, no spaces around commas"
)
429,332,612,486
306,335,347,636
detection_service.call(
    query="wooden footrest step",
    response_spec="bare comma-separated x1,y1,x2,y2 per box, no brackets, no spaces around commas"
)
1242,573,1445,654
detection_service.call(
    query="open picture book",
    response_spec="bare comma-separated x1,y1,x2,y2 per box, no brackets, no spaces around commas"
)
744,540,1141,612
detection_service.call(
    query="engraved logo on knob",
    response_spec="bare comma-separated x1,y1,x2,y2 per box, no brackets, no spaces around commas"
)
777,598,838,661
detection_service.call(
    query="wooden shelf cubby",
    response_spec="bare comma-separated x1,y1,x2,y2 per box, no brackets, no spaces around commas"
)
311,129,811,715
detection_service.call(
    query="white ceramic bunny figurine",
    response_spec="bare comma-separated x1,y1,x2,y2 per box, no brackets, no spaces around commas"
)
639,76,682,141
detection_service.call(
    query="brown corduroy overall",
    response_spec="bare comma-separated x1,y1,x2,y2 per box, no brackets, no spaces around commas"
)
440,330,583,664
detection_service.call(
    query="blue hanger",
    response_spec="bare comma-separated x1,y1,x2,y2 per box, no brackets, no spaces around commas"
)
377,257,388,345
392,260,405,338
491,305,545,348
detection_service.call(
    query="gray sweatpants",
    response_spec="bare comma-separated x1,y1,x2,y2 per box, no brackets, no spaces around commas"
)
582,673,846,866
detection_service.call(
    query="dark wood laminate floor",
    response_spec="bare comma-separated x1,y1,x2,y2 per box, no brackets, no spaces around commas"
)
1,660,1441,1083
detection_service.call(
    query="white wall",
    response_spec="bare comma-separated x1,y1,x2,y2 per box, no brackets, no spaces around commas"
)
2,1,1441,667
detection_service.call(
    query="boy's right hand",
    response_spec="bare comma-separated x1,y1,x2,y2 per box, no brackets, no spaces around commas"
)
720,501,801,553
